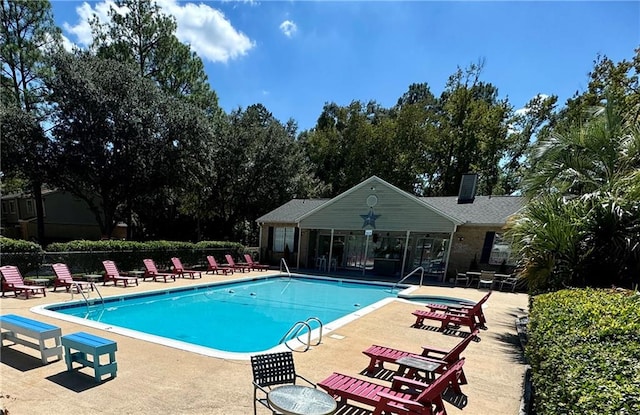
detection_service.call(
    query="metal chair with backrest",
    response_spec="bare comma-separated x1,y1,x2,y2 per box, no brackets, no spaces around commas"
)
477,270,496,289
251,351,315,414
454,269,469,287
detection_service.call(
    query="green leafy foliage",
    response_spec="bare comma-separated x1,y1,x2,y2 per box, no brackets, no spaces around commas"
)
44,240,243,272
527,288,640,414
0,237,43,272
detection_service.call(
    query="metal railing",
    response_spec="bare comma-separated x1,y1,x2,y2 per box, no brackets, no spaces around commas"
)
71,282,105,313
280,258,291,278
392,266,425,291
279,317,323,352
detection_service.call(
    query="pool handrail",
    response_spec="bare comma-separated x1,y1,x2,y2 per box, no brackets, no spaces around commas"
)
392,266,424,291
280,258,291,278
279,317,323,352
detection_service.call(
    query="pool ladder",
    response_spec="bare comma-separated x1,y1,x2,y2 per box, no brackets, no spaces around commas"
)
71,282,105,312
391,266,425,291
279,317,323,352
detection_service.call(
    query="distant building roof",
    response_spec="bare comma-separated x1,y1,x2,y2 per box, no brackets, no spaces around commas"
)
421,196,525,225
256,199,330,223
257,195,525,226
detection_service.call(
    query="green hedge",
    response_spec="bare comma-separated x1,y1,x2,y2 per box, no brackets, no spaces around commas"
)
1,238,244,274
526,288,640,414
0,237,44,273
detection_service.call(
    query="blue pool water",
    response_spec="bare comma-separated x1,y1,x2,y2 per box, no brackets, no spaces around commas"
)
43,276,403,355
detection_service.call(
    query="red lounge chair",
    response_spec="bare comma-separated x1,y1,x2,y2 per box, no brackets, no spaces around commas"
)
170,257,202,279
319,358,465,415
244,254,269,271
143,259,176,283
101,260,139,287
225,254,251,273
205,256,233,275
412,306,482,333
424,291,491,329
52,263,93,293
0,265,47,299
363,329,479,385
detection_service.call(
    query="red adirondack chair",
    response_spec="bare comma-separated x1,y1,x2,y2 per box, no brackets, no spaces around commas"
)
244,254,269,271
424,291,492,329
102,260,139,287
52,263,93,293
412,291,491,332
0,265,47,299
205,256,233,275
363,328,479,385
225,254,251,273
319,358,465,415
143,259,176,283
170,257,202,279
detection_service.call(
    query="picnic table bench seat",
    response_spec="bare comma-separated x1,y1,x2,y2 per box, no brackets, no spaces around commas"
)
0,314,63,364
61,331,118,383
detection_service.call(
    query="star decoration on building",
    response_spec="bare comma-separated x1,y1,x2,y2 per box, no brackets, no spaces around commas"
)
361,209,380,229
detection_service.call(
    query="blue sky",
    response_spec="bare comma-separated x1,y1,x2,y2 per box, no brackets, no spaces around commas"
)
51,1,639,132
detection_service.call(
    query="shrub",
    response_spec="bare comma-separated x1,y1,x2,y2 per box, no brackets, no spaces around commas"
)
526,288,640,414
0,237,44,273
45,240,243,272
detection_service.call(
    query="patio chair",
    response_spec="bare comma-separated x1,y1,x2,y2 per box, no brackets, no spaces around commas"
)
101,260,139,287
143,259,176,283
0,265,47,299
251,351,315,415
225,254,251,273
477,270,496,289
424,291,492,329
205,256,233,275
363,329,479,386
52,263,93,293
412,293,489,332
499,274,519,292
244,254,269,271
454,269,469,287
319,358,465,415
170,257,202,279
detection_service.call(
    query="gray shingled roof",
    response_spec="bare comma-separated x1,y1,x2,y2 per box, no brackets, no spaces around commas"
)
257,195,525,225
256,199,330,223
421,196,525,225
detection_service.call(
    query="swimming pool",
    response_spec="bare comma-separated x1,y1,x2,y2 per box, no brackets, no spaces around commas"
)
35,275,412,359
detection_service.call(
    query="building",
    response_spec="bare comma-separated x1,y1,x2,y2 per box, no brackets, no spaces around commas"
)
256,175,524,280
1,189,126,242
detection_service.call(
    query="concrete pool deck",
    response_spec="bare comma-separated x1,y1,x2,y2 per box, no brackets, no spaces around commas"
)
1,271,529,414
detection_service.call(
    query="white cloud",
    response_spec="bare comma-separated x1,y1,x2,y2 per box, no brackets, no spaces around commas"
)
61,0,255,63
279,20,297,38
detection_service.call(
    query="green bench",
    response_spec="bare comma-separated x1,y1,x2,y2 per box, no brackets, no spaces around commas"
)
61,331,118,382
0,314,63,364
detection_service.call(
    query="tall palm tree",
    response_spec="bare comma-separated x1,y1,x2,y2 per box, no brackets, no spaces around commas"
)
507,97,640,292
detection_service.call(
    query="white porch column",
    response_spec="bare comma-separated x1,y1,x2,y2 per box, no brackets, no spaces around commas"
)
327,229,335,272
400,230,411,278
443,227,456,282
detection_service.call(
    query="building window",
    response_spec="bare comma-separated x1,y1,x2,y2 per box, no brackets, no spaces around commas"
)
26,200,34,215
273,227,295,253
8,201,15,214
488,233,515,266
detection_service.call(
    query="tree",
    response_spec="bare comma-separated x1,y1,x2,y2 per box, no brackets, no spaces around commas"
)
181,104,323,243
508,95,640,291
90,0,217,110
46,52,213,238
0,0,61,243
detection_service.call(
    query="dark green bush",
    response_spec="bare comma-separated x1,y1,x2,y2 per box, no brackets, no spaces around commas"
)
0,237,44,273
0,239,244,274
526,288,640,414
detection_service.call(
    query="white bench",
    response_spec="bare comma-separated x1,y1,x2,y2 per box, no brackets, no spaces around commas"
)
0,314,63,365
